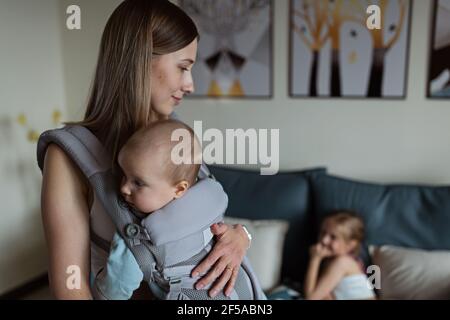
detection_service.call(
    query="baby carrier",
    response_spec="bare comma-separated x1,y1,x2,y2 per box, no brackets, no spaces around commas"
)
36,124,266,300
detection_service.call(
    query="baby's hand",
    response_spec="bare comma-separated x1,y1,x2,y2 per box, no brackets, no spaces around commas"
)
309,243,332,259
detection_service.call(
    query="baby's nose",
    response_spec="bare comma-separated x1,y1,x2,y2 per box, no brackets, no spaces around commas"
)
120,182,131,197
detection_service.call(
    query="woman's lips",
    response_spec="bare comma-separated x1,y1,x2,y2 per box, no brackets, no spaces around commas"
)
172,96,182,105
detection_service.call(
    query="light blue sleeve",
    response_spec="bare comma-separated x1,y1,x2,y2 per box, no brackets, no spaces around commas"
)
94,232,144,300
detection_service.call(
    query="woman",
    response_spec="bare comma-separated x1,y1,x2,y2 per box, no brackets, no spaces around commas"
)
40,0,250,300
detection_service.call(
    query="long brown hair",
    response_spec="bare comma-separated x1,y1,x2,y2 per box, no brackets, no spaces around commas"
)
68,0,198,164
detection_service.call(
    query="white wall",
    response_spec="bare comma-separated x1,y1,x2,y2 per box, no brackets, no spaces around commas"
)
60,0,122,121
178,0,450,185
0,0,67,294
61,0,450,185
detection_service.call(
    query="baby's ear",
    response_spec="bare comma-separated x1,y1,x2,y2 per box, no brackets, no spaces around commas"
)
173,180,189,199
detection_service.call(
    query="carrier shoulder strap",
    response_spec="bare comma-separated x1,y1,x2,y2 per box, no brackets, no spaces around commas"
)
37,125,109,177
36,124,226,288
37,125,157,285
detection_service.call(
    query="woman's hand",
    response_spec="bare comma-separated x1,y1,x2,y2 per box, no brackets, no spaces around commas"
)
191,222,250,298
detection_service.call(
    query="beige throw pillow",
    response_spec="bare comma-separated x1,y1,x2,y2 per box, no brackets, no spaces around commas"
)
370,245,450,300
224,217,289,291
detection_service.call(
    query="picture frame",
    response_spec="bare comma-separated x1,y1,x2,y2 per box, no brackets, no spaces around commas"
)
427,0,450,98
289,0,412,99
179,0,273,99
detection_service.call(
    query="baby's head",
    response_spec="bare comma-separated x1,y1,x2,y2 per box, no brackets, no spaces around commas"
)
118,119,202,214
318,211,365,257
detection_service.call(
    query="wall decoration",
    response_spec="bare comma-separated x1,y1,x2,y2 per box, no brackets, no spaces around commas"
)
179,0,273,98
428,0,450,98
290,0,412,98
17,109,62,142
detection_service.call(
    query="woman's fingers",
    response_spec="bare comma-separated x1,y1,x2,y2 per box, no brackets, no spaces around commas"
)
210,222,228,238
209,264,235,298
191,223,228,278
224,268,239,297
194,257,228,291
191,244,223,279
192,223,248,296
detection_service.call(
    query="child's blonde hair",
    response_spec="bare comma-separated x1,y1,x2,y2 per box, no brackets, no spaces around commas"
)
321,211,365,255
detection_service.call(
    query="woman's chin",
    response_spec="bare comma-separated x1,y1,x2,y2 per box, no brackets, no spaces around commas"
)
152,104,174,118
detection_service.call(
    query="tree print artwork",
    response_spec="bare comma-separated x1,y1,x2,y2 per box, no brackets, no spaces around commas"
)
290,0,411,99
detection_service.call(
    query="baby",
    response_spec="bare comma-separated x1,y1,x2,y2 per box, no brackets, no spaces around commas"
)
304,211,376,300
118,119,202,216
94,119,264,300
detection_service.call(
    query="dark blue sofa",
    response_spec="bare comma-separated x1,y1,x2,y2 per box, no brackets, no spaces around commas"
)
209,165,450,289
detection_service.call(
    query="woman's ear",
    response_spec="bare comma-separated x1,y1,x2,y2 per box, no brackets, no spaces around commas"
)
173,180,189,199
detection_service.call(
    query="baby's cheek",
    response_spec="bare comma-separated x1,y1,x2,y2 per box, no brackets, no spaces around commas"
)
140,195,154,208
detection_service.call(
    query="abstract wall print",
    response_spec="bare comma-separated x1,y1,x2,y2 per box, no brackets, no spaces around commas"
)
179,0,273,98
290,0,412,98
428,0,450,98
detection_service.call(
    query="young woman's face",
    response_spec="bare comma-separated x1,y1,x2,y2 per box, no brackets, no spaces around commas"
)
319,221,357,256
150,39,198,117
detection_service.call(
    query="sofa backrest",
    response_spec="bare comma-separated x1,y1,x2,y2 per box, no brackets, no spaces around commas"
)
309,173,450,266
209,165,450,287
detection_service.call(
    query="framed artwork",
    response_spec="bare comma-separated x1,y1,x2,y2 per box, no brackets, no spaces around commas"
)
428,0,450,98
289,0,412,99
179,0,273,98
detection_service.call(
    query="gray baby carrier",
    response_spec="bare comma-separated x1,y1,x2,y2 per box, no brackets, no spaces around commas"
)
36,124,266,300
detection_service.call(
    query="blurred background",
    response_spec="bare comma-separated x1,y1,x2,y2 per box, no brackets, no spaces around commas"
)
0,0,449,298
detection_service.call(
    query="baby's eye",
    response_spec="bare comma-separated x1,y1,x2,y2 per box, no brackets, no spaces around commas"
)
133,180,144,187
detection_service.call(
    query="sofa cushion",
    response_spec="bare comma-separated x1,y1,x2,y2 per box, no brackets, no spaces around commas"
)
310,174,450,263
266,284,302,300
224,217,289,291
370,245,450,299
209,165,326,283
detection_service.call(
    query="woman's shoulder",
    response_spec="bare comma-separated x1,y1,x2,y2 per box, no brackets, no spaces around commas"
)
45,143,79,172
44,143,92,202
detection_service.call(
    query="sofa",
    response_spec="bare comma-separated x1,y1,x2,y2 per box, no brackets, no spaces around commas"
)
209,165,450,299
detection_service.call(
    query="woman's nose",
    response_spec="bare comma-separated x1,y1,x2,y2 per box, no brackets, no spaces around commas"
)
321,235,330,245
182,73,194,94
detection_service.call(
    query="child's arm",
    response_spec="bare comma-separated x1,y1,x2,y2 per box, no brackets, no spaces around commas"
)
305,254,350,300
93,232,144,300
304,254,322,298
304,244,329,298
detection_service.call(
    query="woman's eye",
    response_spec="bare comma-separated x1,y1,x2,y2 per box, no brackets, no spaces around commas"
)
180,67,189,72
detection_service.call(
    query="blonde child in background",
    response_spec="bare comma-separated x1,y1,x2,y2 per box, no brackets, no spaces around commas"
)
304,211,376,300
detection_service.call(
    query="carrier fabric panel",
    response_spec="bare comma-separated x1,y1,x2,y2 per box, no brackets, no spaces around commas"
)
310,173,450,261
208,166,327,284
